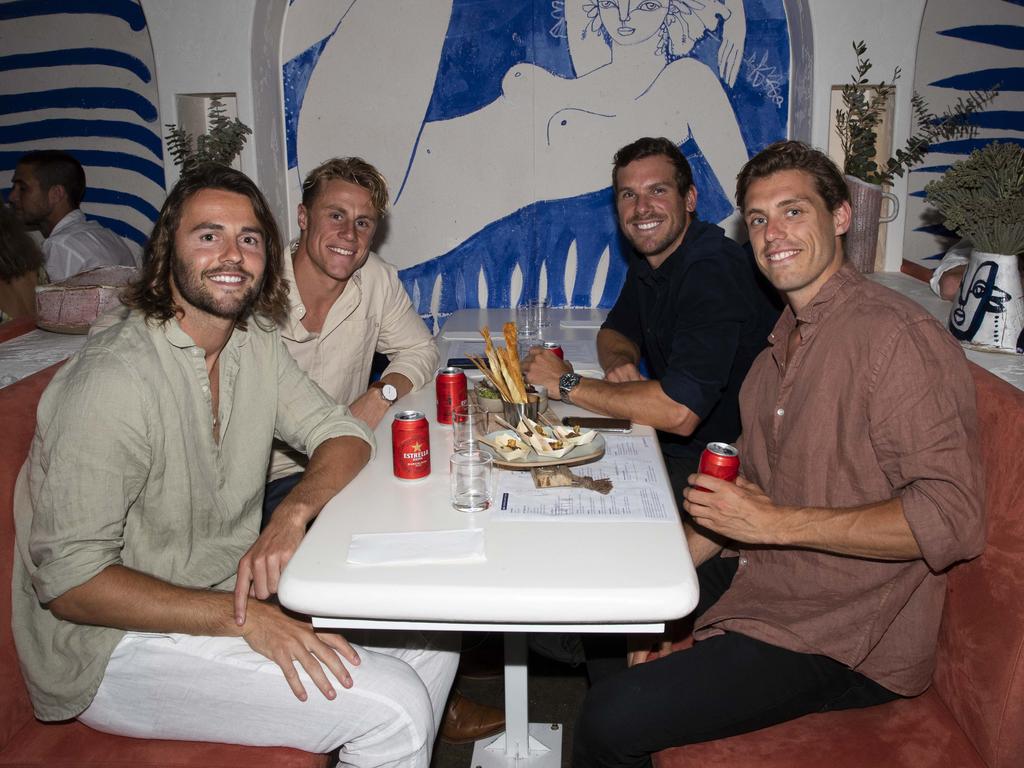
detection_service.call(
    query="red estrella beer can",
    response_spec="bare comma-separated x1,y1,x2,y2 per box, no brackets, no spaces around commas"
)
435,366,467,424
392,410,431,480
542,341,564,360
697,442,740,491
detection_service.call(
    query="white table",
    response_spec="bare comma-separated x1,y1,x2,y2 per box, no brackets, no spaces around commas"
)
279,309,697,765
0,327,87,388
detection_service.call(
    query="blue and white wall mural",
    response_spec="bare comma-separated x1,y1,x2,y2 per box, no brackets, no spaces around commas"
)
903,0,1023,270
283,0,789,326
0,0,163,257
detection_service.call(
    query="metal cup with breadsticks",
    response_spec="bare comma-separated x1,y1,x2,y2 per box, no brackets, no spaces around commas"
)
468,323,529,404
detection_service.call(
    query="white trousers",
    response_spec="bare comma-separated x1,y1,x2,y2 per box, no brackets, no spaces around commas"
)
79,629,459,768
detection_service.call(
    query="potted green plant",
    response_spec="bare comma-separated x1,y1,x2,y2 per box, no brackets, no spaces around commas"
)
925,142,1024,354
165,98,252,172
834,41,998,272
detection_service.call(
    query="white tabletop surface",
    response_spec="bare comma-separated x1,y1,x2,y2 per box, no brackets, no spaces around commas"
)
278,312,697,630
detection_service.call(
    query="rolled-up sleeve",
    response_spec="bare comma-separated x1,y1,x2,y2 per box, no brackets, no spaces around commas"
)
29,352,152,603
869,318,985,571
375,263,439,390
273,338,376,459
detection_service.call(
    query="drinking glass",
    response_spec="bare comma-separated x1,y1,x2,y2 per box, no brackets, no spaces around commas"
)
529,297,550,329
452,403,485,450
515,302,537,335
450,449,494,512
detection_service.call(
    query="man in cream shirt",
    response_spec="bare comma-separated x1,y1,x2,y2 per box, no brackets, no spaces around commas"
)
266,157,504,744
264,157,438,515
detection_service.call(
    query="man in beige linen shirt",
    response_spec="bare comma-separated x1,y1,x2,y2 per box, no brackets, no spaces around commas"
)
12,164,457,765
573,141,985,767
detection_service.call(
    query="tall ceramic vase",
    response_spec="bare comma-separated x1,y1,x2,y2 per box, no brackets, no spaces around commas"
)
948,250,1024,355
844,175,900,273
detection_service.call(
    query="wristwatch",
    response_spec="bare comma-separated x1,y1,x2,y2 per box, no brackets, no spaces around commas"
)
559,372,582,404
372,382,399,405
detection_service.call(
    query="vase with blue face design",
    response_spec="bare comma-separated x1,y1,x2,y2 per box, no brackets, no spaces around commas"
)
948,250,1024,354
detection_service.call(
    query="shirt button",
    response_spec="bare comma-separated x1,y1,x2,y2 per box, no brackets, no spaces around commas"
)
776,408,785,416
739,557,748,566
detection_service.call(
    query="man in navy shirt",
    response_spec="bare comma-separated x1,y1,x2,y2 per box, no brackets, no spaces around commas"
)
525,137,777,500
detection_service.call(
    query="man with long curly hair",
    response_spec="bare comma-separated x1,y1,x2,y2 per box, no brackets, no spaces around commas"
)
12,164,457,765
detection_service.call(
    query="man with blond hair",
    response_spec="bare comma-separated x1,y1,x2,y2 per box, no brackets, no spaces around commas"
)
266,157,503,744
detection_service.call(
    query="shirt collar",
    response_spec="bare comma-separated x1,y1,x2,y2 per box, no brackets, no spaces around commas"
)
158,314,250,351
635,219,708,287
766,261,862,350
47,209,85,238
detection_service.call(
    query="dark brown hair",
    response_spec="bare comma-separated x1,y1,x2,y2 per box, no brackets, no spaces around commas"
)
612,137,694,195
17,150,87,207
301,156,389,218
736,140,849,214
123,163,289,329
0,205,44,280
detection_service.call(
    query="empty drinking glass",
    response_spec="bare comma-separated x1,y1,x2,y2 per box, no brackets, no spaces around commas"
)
450,449,494,512
452,403,485,450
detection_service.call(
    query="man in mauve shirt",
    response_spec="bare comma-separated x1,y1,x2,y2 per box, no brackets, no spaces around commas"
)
573,141,986,767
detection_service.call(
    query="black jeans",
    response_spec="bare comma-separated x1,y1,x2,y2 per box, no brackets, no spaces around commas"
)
572,556,901,768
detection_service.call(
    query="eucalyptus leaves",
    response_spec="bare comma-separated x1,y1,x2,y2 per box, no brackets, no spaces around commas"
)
925,142,1024,256
835,41,997,186
165,98,251,172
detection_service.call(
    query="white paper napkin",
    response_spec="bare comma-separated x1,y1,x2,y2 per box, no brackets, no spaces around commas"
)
346,528,486,566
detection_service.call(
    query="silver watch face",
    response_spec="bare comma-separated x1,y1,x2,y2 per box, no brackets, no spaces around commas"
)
380,383,398,403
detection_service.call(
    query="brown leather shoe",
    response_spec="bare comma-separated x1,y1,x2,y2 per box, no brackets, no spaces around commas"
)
440,690,505,745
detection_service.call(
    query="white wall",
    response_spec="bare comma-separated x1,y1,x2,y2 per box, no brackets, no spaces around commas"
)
140,0,259,191
139,0,926,271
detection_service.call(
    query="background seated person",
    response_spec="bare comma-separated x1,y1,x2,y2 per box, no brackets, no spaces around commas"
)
7,150,136,282
0,205,44,323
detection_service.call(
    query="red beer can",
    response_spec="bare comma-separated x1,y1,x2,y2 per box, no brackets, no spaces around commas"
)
435,366,467,424
392,410,431,480
542,341,564,360
697,442,740,491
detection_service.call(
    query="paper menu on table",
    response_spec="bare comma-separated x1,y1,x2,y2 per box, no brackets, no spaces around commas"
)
491,434,678,522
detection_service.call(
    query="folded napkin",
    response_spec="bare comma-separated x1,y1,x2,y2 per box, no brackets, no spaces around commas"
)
346,528,486,566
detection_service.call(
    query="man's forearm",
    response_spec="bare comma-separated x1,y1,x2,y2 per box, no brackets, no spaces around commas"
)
597,328,640,372
567,378,701,435
49,563,241,636
777,497,922,560
274,435,371,527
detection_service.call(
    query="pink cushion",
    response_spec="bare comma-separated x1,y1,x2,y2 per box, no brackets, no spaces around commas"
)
0,720,328,768
654,691,983,768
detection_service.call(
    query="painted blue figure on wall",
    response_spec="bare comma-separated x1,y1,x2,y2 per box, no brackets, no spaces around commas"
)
283,0,789,326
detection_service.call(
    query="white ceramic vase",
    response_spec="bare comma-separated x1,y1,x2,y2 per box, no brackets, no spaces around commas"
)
948,250,1024,354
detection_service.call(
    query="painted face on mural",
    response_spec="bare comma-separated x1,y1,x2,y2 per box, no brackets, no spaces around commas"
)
7,163,53,230
743,169,850,312
615,154,695,268
171,189,267,323
597,0,670,46
297,178,377,288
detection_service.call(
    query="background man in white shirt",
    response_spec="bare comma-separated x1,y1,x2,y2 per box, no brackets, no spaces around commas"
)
8,150,136,282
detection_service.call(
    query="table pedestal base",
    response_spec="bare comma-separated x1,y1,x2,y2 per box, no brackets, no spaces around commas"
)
471,723,562,766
